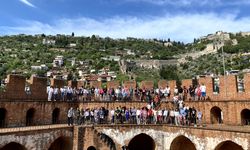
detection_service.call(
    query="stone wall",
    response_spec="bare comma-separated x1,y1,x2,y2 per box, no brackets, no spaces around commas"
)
0,101,77,127
0,127,73,150
0,100,248,129
0,74,249,128
1,125,248,150
94,125,250,150
2,74,250,101
158,101,250,125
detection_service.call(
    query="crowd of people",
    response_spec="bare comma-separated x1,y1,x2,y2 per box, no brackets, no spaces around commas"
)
49,83,205,127
47,83,207,104
67,102,203,127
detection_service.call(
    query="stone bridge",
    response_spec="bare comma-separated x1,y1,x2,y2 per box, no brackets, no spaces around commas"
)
93,124,250,150
0,125,73,150
0,124,249,150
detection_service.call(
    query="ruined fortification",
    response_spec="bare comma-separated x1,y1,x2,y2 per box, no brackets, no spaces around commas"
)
0,74,249,150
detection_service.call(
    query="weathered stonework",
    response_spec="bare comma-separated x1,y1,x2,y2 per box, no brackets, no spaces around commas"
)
0,74,249,150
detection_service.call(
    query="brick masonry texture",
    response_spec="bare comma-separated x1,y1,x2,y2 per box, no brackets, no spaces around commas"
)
0,74,249,150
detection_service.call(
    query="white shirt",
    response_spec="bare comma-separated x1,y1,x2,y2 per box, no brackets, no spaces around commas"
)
200,85,206,92
110,110,115,116
170,110,175,117
54,88,58,94
174,111,180,117
158,110,162,116
174,88,178,94
136,110,141,116
49,87,54,94
60,88,65,93
147,104,151,110
166,87,170,94
163,110,168,116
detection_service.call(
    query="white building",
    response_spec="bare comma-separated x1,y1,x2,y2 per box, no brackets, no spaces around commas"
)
31,64,48,70
101,56,121,62
42,39,55,45
53,56,64,67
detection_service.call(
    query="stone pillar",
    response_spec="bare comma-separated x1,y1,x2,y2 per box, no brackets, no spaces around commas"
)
123,81,136,89
29,76,47,100
107,81,120,89
50,78,65,88
243,73,250,100
168,80,176,99
68,80,77,88
5,74,26,100
141,80,154,89
158,80,167,89
219,75,237,101
73,126,79,150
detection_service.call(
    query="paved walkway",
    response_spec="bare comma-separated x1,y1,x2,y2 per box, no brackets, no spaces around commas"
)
0,124,70,134
0,124,249,134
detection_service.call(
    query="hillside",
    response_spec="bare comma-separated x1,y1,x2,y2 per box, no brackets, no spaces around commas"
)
0,31,250,82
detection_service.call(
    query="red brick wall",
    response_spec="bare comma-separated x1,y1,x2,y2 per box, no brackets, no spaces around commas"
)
107,81,120,89
29,76,47,100
50,79,65,88
90,81,102,88
158,80,167,89
168,80,176,99
123,81,136,89
68,80,77,88
140,81,154,89
0,102,76,127
5,74,26,100
182,79,192,88
158,101,250,125
77,81,85,88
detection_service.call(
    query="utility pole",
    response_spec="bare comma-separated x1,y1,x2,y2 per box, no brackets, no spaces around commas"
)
221,32,228,98
214,33,227,98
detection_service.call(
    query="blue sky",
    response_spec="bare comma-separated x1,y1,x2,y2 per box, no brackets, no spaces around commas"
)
1,0,250,42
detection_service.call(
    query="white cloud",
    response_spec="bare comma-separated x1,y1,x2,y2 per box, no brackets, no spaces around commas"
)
19,0,36,8
1,13,250,43
126,0,250,6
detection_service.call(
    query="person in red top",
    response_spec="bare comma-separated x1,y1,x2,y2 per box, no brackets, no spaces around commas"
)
147,108,153,124
195,85,201,101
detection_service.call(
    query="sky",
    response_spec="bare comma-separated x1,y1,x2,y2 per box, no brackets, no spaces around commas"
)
1,0,250,42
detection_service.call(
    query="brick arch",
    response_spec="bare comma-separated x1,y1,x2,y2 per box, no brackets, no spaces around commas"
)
48,136,72,150
241,108,250,125
97,132,116,150
0,108,7,128
214,140,243,150
170,135,196,150
26,108,36,126
0,142,27,150
44,130,73,150
210,106,223,124
128,133,155,150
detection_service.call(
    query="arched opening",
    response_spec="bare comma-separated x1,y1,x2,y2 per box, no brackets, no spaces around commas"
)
0,108,7,128
48,136,72,150
128,133,155,150
52,108,60,124
241,109,250,125
210,106,222,124
26,108,35,126
170,135,196,150
0,142,27,150
215,140,243,150
87,146,96,150
97,133,116,150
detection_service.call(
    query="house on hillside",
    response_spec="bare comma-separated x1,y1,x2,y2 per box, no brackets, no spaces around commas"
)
53,56,64,67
